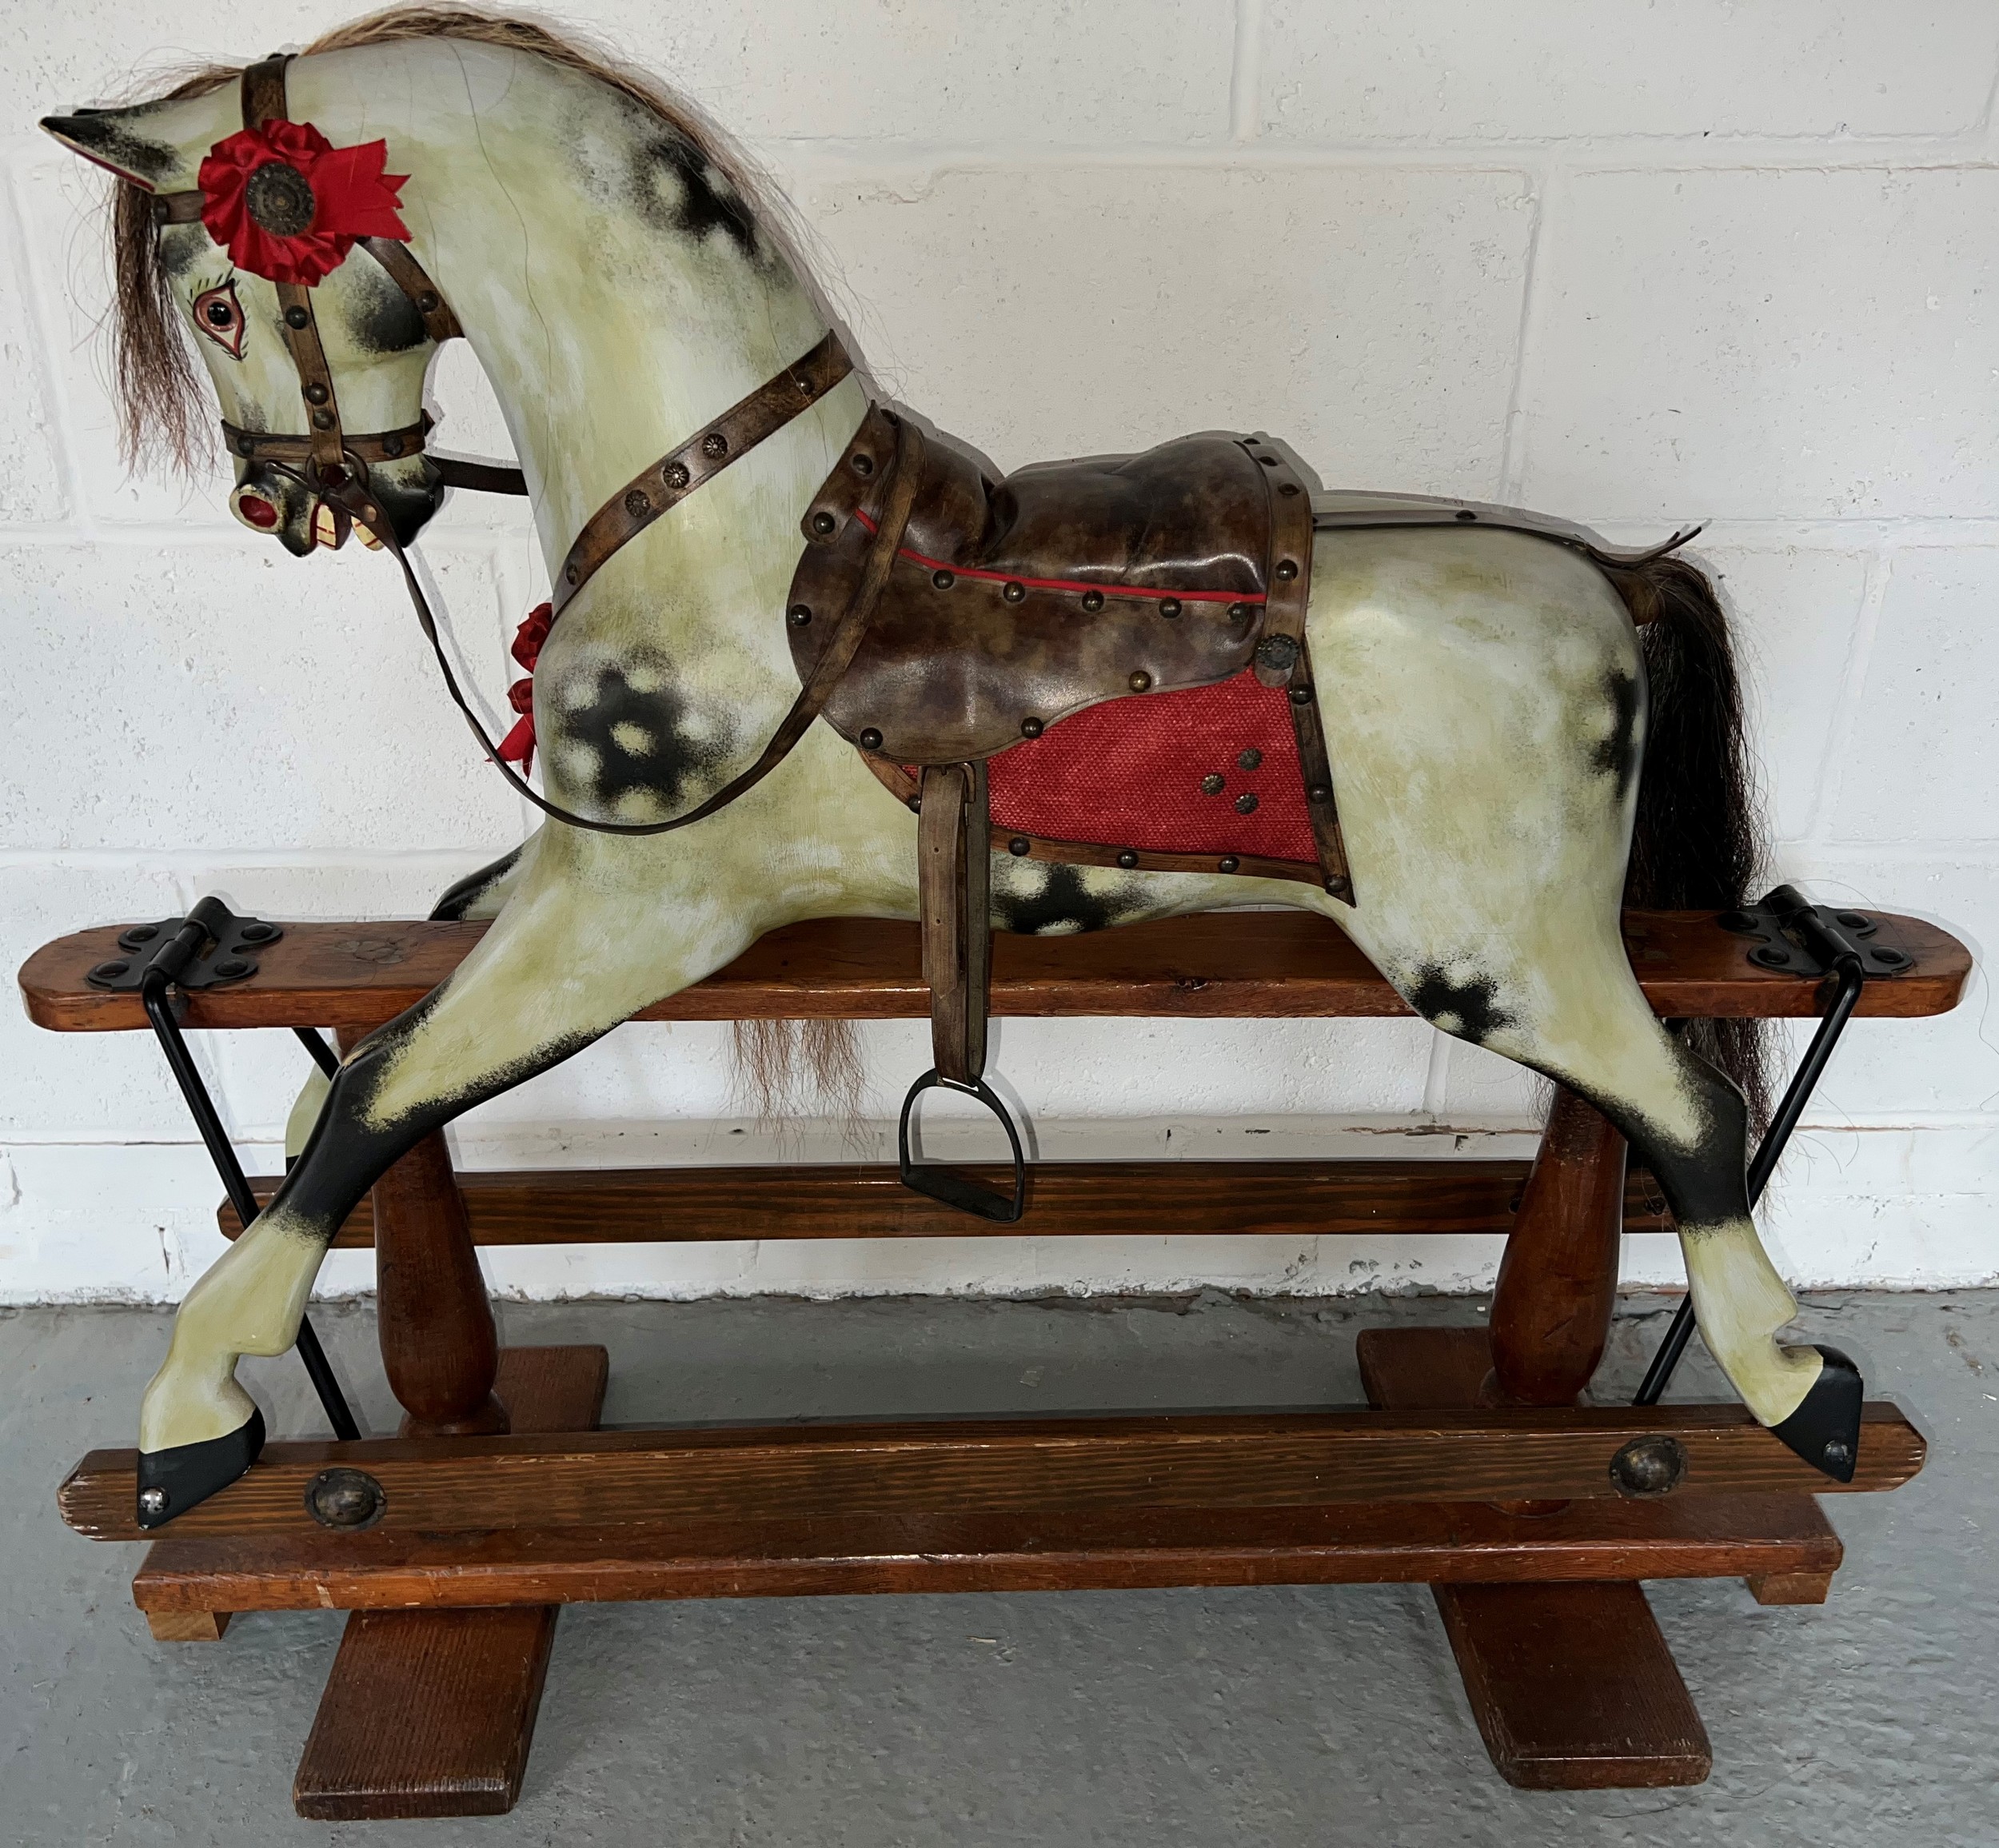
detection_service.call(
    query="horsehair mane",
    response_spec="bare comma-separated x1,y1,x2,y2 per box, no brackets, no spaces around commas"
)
47,0,1877,1526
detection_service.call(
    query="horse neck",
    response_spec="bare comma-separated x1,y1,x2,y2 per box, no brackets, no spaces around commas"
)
323,42,851,595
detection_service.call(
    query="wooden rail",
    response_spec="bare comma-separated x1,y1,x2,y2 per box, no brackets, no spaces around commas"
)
18,907,1971,1034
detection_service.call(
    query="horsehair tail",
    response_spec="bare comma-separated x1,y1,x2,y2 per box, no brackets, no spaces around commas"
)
1625,555,1774,1132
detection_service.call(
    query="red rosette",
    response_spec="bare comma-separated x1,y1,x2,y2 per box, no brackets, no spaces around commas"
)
198,118,410,286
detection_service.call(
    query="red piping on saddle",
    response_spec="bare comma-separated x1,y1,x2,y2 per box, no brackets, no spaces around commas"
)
497,602,556,774
852,509,1267,608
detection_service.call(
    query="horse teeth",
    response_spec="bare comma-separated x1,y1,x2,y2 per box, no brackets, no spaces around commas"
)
312,503,340,549
355,521,383,550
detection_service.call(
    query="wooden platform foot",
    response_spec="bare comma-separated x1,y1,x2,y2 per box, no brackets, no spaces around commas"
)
1746,1568,1835,1605
1435,1580,1710,1788
146,1608,229,1642
1363,1324,1722,1790
289,1343,604,1820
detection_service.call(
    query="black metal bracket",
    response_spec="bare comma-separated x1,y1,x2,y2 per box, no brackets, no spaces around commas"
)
1634,884,1888,1405
86,897,282,992
1718,890,1913,979
112,895,359,1442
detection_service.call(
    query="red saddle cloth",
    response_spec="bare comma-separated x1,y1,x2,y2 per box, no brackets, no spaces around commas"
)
986,669,1316,864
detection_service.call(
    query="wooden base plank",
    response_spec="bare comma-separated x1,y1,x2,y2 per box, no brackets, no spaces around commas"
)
287,1345,605,1822
1363,1325,1724,1790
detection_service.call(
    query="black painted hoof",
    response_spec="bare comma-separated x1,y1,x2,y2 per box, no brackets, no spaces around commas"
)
1770,1345,1862,1483
135,1406,265,1528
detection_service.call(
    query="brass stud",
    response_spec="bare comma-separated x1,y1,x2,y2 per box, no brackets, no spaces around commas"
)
311,408,336,430
1227,602,1249,621
1235,792,1259,815
1275,559,1298,581
665,462,691,490
796,374,816,395
1200,773,1225,796
237,434,257,457
1289,685,1313,705
788,604,812,627
702,431,728,459
1159,598,1181,619
1128,670,1152,693
304,381,329,405
1009,836,1031,856
811,510,837,536
859,727,883,750
1218,856,1240,874
852,453,875,477
1081,589,1104,613
284,305,309,329
1020,716,1044,739
624,487,652,519
382,433,405,458
417,290,440,314
1003,581,1027,604
1238,748,1263,770
1308,784,1332,804
1116,850,1139,870
1326,877,1349,896
932,569,955,589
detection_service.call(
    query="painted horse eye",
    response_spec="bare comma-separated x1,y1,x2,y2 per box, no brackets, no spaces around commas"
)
191,280,247,360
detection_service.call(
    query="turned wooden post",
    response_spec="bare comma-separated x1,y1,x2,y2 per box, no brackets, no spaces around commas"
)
1487,1084,1628,1411
369,1132,509,1436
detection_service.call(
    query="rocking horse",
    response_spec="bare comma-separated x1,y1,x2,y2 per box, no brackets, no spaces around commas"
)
25,5,1965,1810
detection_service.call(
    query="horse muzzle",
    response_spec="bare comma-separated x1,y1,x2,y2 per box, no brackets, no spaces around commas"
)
230,460,441,557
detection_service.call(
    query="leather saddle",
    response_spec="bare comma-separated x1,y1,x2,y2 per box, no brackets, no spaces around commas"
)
784,407,1690,1223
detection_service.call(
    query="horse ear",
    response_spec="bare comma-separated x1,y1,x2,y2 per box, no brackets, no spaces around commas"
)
40,110,174,190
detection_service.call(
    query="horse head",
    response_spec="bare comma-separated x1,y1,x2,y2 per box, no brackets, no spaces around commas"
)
42,76,447,556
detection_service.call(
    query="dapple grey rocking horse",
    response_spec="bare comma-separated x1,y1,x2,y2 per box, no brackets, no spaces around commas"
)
41,6,1862,1527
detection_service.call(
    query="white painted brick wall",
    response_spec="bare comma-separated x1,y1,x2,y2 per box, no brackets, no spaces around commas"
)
3,2,1996,1304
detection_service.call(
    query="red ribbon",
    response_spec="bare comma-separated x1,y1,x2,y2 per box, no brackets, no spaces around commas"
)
497,603,555,774
198,119,410,287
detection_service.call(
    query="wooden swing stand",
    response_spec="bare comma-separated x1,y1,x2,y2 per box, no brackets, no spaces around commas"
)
23,906,1967,1818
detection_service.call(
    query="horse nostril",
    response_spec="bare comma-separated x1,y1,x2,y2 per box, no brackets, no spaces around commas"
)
237,493,279,530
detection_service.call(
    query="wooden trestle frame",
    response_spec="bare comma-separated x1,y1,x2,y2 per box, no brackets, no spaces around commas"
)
22,908,1969,1817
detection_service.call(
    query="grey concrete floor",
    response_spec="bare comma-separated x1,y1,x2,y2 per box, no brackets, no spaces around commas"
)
2,1289,1995,1846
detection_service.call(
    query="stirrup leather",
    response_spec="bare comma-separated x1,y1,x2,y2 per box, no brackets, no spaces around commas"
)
897,760,1027,1223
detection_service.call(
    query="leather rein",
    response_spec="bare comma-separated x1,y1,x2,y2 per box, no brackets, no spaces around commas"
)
154,56,894,838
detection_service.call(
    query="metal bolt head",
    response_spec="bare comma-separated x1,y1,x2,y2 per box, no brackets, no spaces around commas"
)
311,409,337,431
237,922,278,944
417,290,440,314
1019,716,1044,739
303,381,329,405
1750,944,1794,969
1308,784,1332,804
90,960,130,983
305,1467,387,1531
1080,590,1105,613
137,1486,169,1519
851,453,875,477
932,569,955,589
1874,948,1909,970
238,433,258,457
1610,1434,1687,1499
1128,670,1153,693
788,604,812,628
1823,1438,1853,1470
1217,856,1240,874
1289,685,1313,706
811,510,837,537
382,433,405,458
284,304,311,330
1159,598,1182,619
1003,581,1027,605
1116,850,1139,870
1008,837,1031,856
211,956,252,980
1274,559,1299,582
859,728,884,751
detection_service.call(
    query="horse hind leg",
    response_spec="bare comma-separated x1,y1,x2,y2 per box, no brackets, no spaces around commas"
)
1416,966,1862,1480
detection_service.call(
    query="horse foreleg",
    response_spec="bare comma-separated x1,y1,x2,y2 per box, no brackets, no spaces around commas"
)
136,850,753,1524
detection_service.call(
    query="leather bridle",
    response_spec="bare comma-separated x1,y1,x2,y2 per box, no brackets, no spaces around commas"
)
154,54,897,838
